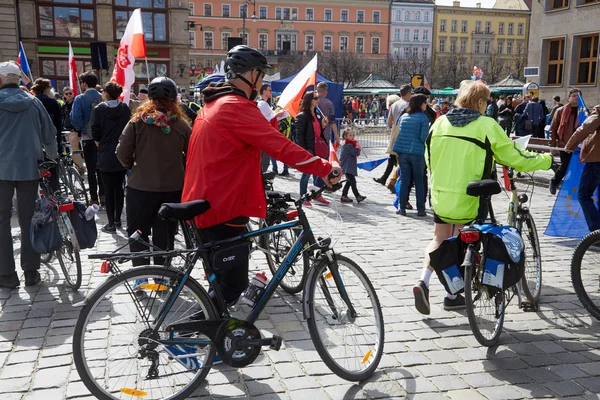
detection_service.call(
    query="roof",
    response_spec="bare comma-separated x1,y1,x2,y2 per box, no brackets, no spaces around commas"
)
350,73,397,89
493,0,530,10
488,74,525,88
392,0,435,4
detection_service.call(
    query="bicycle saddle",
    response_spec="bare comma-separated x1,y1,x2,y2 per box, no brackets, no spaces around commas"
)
38,160,57,169
466,179,502,197
263,171,276,181
158,200,210,220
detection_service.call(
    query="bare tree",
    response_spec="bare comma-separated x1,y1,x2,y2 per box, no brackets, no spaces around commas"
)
508,45,528,81
319,52,368,87
380,53,405,85
432,52,469,88
484,48,505,84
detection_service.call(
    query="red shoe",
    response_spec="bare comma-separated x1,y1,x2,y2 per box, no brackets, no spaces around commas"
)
303,201,313,207
315,195,330,205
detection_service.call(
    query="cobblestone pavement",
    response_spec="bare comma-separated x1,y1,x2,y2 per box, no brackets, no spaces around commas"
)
2,150,600,399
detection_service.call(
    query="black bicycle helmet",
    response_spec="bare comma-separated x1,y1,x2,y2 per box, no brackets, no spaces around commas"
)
225,45,272,75
148,77,178,100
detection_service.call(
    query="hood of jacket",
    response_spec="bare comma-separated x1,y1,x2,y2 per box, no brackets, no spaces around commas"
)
446,108,482,127
97,101,128,119
202,82,248,103
0,85,35,113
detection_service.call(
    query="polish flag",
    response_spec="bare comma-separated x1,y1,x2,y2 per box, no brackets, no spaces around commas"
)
277,54,317,118
111,8,146,103
329,139,340,168
68,41,79,96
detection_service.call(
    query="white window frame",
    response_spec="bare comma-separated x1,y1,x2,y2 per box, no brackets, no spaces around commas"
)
357,10,364,23
205,58,213,69
240,5,247,18
189,30,196,47
475,21,481,33
507,40,513,54
259,6,267,19
324,9,332,22
371,37,380,54
413,47,418,57
413,29,419,41
405,11,409,21
275,6,281,19
404,29,410,41
188,2,194,16
415,11,420,21
440,19,446,32
460,39,467,52
423,30,429,41
373,10,380,23
518,23,524,35
485,21,491,34
421,47,427,58
484,40,490,53
258,33,268,51
498,40,504,54
221,32,231,50
462,20,467,33
204,3,212,17
292,8,298,20
395,10,401,22
356,36,364,53
508,23,514,35
424,11,429,22
340,36,349,51
439,39,446,52
340,9,349,22
451,20,457,32
499,22,504,34
394,29,401,41
305,34,314,51
306,8,314,21
204,31,213,49
474,40,480,53
450,40,456,52
222,4,230,17
323,35,332,52
403,47,409,58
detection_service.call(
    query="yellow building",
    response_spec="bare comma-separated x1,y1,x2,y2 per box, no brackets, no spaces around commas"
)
432,0,530,88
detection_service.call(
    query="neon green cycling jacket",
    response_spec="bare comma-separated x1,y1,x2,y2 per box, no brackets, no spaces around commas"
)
426,112,552,224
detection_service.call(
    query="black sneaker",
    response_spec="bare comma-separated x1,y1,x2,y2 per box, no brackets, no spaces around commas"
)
549,180,557,195
0,273,20,289
340,196,353,203
356,195,367,203
102,223,117,233
443,294,466,310
24,271,40,287
280,170,290,177
373,177,385,186
413,280,430,315
114,221,122,228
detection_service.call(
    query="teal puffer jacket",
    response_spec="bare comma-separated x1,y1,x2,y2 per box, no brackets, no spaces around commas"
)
393,112,430,156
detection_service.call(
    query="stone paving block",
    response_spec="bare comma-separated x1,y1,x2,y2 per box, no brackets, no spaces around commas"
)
323,384,367,400
275,363,306,379
246,378,286,396
288,388,330,400
22,388,65,400
446,389,487,400
398,377,438,394
577,361,600,375
240,365,274,380
513,383,557,399
6,350,39,364
0,362,34,379
431,375,470,391
477,385,526,400
544,380,586,397
522,367,563,383
548,364,589,380
32,365,71,389
282,376,320,391
209,382,247,398
461,373,506,388
394,351,430,367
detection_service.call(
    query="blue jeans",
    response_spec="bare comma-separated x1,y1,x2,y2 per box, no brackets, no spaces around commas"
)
270,157,288,174
300,174,323,196
398,153,426,212
579,162,600,232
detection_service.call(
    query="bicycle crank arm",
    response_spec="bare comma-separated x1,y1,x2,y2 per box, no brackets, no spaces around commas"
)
235,336,282,351
166,320,222,342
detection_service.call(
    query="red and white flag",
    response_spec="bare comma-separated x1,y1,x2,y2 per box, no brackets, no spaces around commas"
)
111,8,146,103
68,41,79,96
277,54,317,118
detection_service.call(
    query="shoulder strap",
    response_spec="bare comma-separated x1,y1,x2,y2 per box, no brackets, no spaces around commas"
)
427,132,494,180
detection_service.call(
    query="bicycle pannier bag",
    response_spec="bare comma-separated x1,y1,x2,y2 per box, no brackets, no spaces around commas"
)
481,225,524,290
211,241,251,272
70,201,98,249
30,198,62,254
430,236,466,295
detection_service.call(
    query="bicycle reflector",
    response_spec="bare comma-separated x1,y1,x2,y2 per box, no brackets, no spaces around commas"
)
286,210,298,220
40,171,51,178
460,229,481,244
58,203,75,213
100,261,110,274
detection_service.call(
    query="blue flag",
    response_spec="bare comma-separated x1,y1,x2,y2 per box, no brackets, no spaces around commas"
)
16,42,32,85
578,93,589,126
357,157,388,172
545,148,598,238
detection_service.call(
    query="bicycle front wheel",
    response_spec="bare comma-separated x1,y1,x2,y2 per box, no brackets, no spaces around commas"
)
465,260,505,347
571,230,600,321
56,212,81,289
263,226,308,294
517,213,542,303
306,255,384,381
73,267,218,400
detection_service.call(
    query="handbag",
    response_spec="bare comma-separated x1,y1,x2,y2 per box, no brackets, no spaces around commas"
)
525,119,534,133
314,131,329,159
70,201,98,249
30,198,62,254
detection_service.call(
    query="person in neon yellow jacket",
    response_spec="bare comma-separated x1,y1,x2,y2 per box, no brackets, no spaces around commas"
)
413,80,553,315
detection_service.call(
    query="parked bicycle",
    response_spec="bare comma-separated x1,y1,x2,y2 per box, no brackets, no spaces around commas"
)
72,179,384,400
570,231,600,321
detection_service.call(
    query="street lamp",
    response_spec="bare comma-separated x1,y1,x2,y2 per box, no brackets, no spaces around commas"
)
241,0,256,45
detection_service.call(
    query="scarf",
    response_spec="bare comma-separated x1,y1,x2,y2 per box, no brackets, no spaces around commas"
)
345,139,358,148
558,105,579,141
142,111,178,134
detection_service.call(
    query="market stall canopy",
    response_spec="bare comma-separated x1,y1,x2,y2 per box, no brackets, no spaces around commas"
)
488,74,526,94
431,87,459,96
264,72,280,82
344,74,397,96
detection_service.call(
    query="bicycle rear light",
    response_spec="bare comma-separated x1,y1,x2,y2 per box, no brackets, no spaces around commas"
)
286,210,298,220
100,261,110,274
58,203,75,213
460,230,481,244
40,171,51,178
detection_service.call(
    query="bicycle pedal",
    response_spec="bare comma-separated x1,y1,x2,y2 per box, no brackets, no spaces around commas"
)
520,301,539,312
269,336,282,351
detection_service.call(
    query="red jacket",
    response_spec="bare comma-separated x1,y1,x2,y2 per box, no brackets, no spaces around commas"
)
182,85,332,228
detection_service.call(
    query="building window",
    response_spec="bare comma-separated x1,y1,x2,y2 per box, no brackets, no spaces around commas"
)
551,0,569,9
275,7,280,19
241,5,246,18
394,29,401,41
292,8,298,20
395,10,401,21
423,30,429,41
460,60,466,70
498,41,504,54
258,33,267,51
475,21,481,33
546,38,564,85
440,19,446,32
115,9,166,42
305,35,314,51
415,11,420,21
485,21,491,33
577,34,598,84
393,46,400,58
372,37,380,54
324,35,332,52
507,40,513,54
357,10,364,23
324,9,332,21
373,11,380,23
221,4,229,17
306,8,313,21
204,3,211,16
508,23,514,34
439,39,446,52
341,9,348,22
450,40,456,52
39,5,95,39
189,31,195,47
276,33,296,52
413,47,418,57
403,47,410,58
356,37,364,53
421,47,428,58
259,6,266,18
518,23,524,35
405,11,409,21
517,41,523,53
424,11,429,22
413,30,419,41
474,40,480,53
204,31,213,49
240,32,248,45
340,36,348,51
451,20,457,32
484,41,490,53
222,32,230,50
461,20,467,33
188,2,194,16
499,22,504,34
460,39,466,52
204,59,213,69
404,29,410,41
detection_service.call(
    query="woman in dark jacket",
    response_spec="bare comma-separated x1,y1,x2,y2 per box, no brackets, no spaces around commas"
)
294,91,329,205
498,96,514,136
91,82,131,232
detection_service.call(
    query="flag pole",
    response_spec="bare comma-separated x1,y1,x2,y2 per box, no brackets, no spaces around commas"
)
145,56,150,85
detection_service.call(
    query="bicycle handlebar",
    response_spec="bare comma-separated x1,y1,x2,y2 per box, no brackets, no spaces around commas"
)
296,170,342,206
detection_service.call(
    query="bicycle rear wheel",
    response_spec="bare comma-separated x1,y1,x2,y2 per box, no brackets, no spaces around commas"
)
464,260,505,347
517,213,542,303
73,267,218,400
263,226,308,294
306,255,384,381
571,230,600,321
56,212,82,289
69,167,89,204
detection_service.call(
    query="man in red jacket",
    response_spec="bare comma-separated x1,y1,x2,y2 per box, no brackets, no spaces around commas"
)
183,45,341,303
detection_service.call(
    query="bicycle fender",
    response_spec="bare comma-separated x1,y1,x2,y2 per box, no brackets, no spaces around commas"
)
302,260,323,320
462,245,475,268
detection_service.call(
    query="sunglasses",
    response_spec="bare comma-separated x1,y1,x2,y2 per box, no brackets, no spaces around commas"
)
64,93,73,96
313,97,319,100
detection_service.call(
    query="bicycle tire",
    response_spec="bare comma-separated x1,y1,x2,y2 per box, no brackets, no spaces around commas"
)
69,167,89,204
464,260,505,347
306,254,384,381
262,227,309,294
571,230,600,321
73,266,218,400
517,213,542,303
56,213,82,290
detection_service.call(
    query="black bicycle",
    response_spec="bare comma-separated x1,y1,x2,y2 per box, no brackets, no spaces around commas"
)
571,230,600,321
72,182,384,400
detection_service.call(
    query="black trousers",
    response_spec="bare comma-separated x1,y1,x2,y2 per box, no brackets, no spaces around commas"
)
379,154,397,182
201,222,249,304
83,140,104,201
126,187,181,266
551,151,573,187
342,174,361,198
101,170,126,225
0,180,40,276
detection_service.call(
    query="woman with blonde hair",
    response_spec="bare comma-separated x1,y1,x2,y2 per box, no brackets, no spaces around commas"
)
412,80,553,315
116,77,191,266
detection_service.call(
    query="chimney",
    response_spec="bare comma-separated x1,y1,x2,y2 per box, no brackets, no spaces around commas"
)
453,1,460,6
476,2,481,7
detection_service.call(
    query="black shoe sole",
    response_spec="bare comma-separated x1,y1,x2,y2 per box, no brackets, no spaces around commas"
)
414,285,431,315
